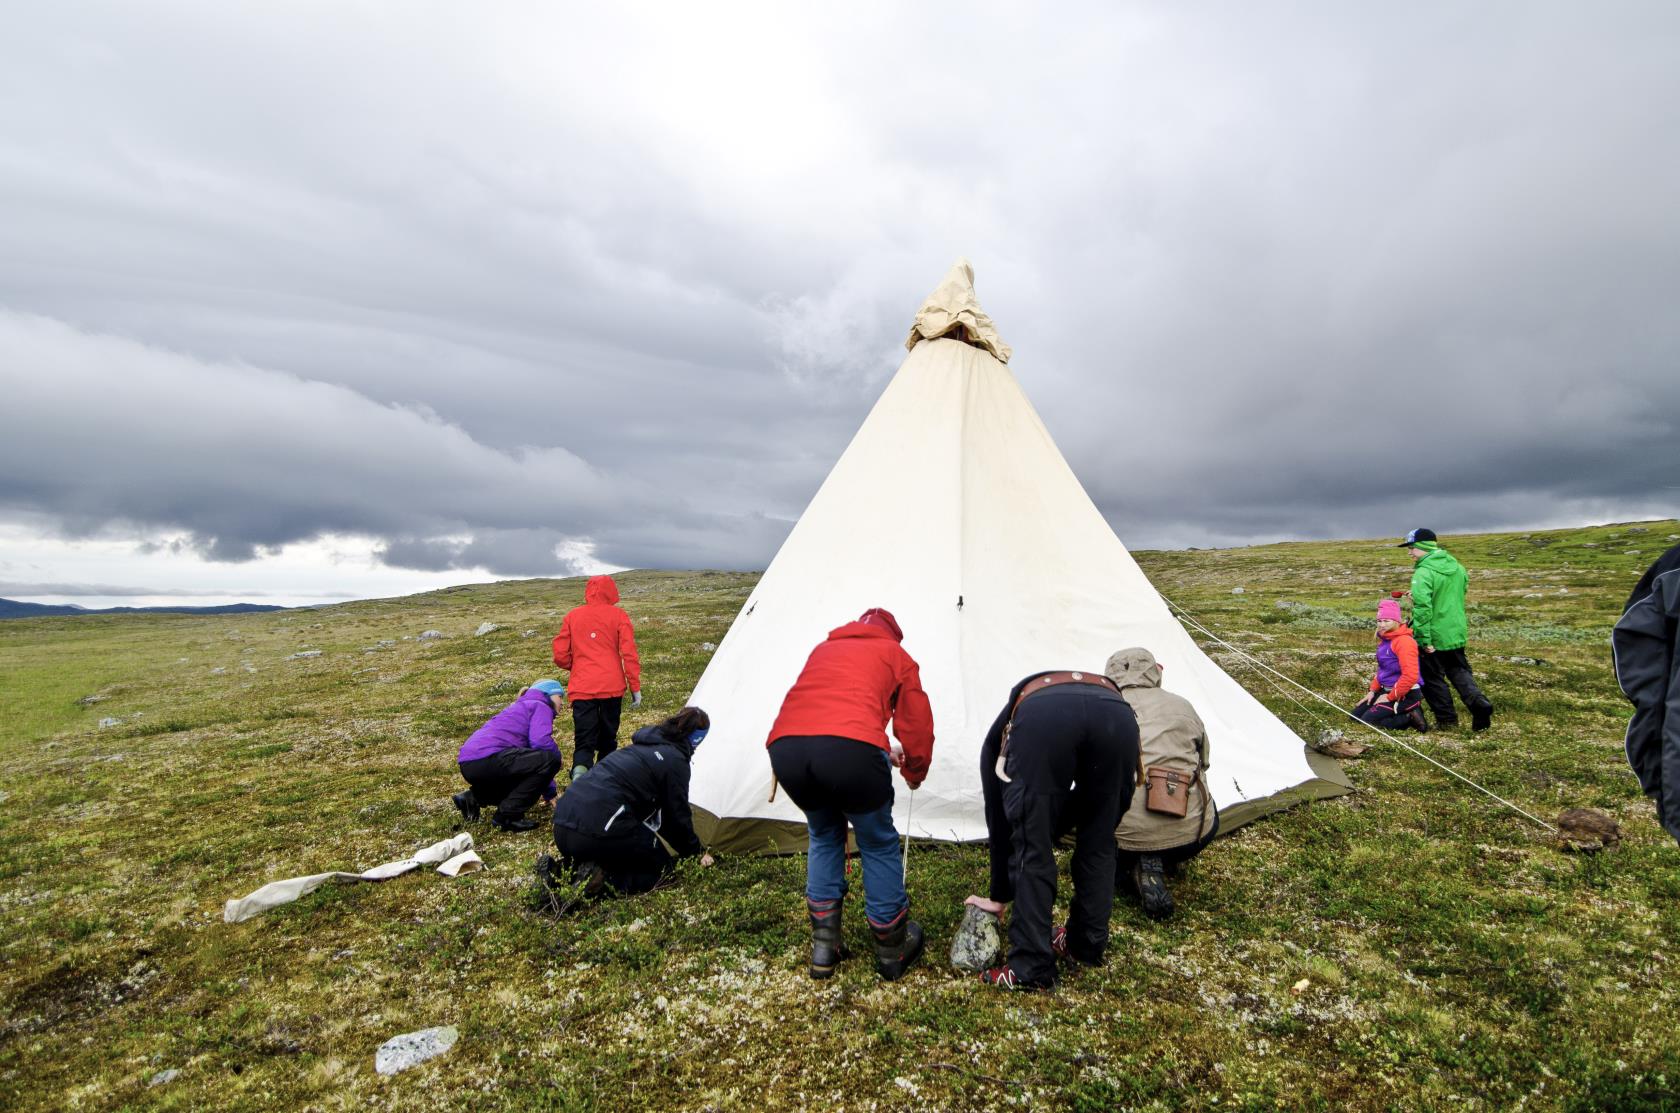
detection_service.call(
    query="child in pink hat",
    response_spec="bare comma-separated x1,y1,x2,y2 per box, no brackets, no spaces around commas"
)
1351,599,1429,731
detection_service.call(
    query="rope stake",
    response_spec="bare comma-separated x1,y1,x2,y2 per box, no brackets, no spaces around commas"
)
1161,595,1557,834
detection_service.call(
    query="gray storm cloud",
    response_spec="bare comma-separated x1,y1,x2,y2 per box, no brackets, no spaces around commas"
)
0,2,1676,593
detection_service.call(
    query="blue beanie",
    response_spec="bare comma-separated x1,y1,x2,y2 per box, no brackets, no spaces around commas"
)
529,679,565,699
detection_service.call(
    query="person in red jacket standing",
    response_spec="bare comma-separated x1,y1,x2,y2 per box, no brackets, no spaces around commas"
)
767,607,935,982
553,575,642,781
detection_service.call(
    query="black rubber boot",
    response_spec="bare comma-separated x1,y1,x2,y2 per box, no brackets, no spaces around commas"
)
1408,706,1430,733
807,897,849,980
1471,701,1494,732
492,813,538,833
869,907,925,982
1135,855,1175,921
452,790,480,823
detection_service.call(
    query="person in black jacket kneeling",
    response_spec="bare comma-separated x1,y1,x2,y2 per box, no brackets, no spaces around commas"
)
538,706,714,907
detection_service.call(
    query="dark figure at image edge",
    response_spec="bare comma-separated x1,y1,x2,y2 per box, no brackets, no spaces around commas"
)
453,680,565,832
980,670,1141,989
553,575,642,779
1614,542,1680,846
541,707,711,900
1107,648,1219,921
766,607,935,981
1401,528,1493,731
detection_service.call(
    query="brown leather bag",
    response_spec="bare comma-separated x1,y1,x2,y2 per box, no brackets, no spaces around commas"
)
1144,766,1195,818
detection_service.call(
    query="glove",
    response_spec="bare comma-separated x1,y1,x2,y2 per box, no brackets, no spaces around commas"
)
630,690,642,708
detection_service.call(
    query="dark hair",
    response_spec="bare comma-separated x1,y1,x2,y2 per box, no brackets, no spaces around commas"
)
660,706,710,737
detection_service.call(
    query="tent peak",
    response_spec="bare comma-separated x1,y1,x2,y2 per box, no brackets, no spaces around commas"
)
905,258,1012,364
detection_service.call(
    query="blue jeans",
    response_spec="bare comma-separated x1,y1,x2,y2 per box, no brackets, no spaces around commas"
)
805,802,907,925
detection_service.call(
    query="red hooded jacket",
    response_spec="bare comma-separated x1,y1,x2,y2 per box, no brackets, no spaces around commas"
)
766,615,935,787
553,576,642,701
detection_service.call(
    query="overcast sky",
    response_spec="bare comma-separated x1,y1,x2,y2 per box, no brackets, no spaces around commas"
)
2,2,1676,607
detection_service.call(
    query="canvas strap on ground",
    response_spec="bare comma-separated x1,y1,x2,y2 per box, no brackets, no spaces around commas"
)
222,833,482,923
1160,595,1557,834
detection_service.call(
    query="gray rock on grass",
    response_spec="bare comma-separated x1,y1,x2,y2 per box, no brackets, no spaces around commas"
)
474,622,500,637
419,630,444,641
375,1025,459,1076
288,650,322,659
949,904,1003,972
148,1069,180,1087
98,717,122,729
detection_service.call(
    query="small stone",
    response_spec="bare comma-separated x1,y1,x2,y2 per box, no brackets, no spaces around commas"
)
288,650,322,659
78,694,106,706
375,1025,458,1076
474,622,500,637
210,667,226,675
419,630,444,641
98,717,121,728
522,629,537,638
949,903,1003,973
1230,586,1245,595
1291,978,1311,995
700,642,717,652
1556,808,1621,853
149,1069,179,1087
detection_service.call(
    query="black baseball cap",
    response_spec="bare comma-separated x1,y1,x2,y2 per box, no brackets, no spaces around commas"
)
1398,528,1437,547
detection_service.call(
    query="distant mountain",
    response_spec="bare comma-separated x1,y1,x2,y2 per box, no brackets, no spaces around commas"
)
0,598,287,620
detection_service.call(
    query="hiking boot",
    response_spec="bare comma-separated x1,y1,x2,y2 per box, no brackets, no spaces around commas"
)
1407,706,1430,733
869,907,925,981
574,861,606,899
492,813,539,833
1135,855,1174,921
1050,924,1070,961
1471,703,1494,732
980,964,1025,989
451,790,480,823
807,897,849,980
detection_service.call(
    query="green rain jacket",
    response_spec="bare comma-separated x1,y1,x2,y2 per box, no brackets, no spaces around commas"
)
1409,543,1470,651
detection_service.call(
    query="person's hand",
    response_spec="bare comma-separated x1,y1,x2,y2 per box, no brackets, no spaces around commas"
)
630,690,642,708
699,852,715,867
888,748,905,768
1374,692,1392,705
1423,646,1435,654
965,894,1006,917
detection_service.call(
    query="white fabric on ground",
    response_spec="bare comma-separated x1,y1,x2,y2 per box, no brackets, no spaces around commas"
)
223,833,476,923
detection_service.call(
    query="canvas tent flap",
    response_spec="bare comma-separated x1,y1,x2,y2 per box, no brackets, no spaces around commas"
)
904,258,1012,363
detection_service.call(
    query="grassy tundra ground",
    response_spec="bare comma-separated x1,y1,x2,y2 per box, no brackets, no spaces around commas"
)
1,522,1677,1111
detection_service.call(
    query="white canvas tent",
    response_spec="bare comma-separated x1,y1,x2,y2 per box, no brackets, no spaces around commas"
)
689,260,1349,853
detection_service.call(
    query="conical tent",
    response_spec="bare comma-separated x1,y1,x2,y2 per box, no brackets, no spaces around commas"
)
689,260,1349,853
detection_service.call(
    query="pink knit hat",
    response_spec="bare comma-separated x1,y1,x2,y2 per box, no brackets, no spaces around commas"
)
1377,599,1403,622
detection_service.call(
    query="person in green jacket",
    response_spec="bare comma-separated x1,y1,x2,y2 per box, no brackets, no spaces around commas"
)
1400,528,1494,731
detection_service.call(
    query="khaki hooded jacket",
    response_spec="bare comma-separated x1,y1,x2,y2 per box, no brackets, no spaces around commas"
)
1106,648,1215,852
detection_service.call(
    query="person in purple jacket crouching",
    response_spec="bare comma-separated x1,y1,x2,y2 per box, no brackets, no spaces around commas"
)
454,679,567,832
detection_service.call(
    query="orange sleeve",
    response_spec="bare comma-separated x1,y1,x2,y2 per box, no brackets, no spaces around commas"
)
1390,636,1420,700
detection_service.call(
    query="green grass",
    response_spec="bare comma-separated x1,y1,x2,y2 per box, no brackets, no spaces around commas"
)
1,528,1678,1110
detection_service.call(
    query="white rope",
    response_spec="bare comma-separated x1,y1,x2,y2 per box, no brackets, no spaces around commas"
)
1161,595,1558,834
902,788,915,884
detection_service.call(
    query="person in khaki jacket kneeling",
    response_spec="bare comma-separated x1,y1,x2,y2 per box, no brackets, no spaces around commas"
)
1105,648,1218,920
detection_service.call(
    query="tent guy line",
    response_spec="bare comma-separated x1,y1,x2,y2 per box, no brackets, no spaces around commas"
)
1161,594,1558,834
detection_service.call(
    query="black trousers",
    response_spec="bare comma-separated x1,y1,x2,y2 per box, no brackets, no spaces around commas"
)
768,735,894,815
571,697,623,769
990,687,1139,987
1351,688,1426,729
553,825,673,895
1419,648,1491,725
1116,811,1221,882
459,749,561,819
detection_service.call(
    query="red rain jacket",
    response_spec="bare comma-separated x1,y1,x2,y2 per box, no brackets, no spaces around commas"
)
553,576,642,700
767,620,935,787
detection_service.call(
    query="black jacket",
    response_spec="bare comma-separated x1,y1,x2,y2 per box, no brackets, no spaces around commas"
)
1625,542,1680,615
553,725,704,857
1613,564,1680,846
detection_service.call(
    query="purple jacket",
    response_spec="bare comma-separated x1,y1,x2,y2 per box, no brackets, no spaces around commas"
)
457,689,561,797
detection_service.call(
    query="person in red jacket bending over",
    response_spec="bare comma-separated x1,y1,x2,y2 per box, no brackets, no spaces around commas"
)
553,575,642,782
767,607,935,982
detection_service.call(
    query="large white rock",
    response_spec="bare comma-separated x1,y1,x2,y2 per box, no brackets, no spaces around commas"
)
474,622,500,637
375,1025,458,1076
